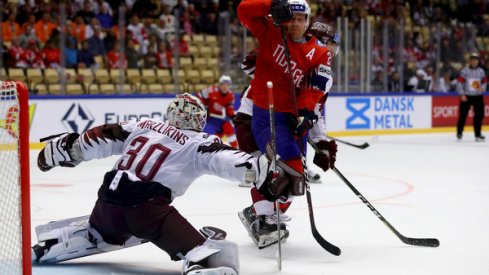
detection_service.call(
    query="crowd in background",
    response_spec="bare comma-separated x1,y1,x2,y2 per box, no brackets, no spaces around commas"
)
1,0,488,93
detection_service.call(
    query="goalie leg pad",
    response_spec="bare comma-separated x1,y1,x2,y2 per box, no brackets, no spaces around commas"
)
33,215,146,264
183,239,239,275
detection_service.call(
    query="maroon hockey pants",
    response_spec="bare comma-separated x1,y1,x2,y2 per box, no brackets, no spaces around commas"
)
89,197,206,261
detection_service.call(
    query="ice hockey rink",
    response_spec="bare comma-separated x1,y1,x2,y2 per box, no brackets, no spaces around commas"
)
30,132,489,275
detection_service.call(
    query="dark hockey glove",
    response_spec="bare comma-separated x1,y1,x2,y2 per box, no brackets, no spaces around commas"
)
313,140,337,172
38,132,82,172
271,0,292,26
288,110,318,137
253,154,289,201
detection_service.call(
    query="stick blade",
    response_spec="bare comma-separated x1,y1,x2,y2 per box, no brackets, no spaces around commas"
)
402,237,440,247
357,143,370,149
312,229,342,256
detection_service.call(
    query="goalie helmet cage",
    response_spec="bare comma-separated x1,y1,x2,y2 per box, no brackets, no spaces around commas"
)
0,81,31,275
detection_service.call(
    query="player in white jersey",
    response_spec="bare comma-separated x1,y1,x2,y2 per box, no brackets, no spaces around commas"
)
32,93,288,275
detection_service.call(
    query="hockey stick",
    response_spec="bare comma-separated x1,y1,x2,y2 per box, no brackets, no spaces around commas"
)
267,81,282,270
327,135,370,149
307,138,440,248
279,25,341,256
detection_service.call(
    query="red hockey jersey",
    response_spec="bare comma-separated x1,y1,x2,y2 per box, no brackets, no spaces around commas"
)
196,85,235,119
238,0,333,113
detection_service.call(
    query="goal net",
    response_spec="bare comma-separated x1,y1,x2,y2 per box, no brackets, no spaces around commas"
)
0,80,31,275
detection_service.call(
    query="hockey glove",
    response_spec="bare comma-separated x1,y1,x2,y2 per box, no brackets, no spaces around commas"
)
288,110,318,137
271,0,292,26
253,154,289,201
313,140,337,172
38,133,83,172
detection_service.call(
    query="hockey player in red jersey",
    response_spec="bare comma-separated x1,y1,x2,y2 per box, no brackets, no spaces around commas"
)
237,0,339,248
32,93,288,275
196,75,239,148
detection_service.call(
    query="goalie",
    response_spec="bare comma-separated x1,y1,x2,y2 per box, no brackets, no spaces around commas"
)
32,93,288,275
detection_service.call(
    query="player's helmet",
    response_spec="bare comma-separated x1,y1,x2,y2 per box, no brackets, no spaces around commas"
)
470,52,480,59
308,22,341,55
166,93,207,132
288,0,311,29
219,75,232,84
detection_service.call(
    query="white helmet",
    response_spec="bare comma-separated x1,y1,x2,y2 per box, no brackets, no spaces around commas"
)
218,75,232,84
288,0,311,29
166,93,207,132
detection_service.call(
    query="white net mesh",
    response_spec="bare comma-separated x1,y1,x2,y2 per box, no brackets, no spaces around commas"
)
0,81,22,274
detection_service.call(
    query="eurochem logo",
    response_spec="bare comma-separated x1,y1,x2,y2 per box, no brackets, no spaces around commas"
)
62,103,94,133
346,98,370,129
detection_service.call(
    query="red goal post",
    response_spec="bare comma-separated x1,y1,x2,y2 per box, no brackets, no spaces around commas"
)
0,80,31,275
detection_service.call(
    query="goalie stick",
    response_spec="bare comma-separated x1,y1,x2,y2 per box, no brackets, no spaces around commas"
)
279,25,341,256
307,138,440,248
326,135,370,149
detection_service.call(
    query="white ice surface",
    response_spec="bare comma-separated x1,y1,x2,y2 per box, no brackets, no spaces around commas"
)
30,132,489,275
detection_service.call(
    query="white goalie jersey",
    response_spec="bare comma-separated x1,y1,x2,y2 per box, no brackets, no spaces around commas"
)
78,118,254,199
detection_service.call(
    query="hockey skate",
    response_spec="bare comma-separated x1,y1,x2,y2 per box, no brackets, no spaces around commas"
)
476,135,485,142
238,206,289,249
307,169,321,184
238,180,253,188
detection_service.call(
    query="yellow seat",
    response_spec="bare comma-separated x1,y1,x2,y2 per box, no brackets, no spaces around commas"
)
62,69,78,83
185,69,201,84
7,68,25,82
48,84,63,94
95,69,111,84
206,57,218,69
127,69,141,85
156,69,172,84
146,83,164,94
0,68,7,80
192,83,208,93
189,45,199,56
26,68,44,88
77,68,95,85
115,83,134,94
198,45,213,57
162,83,185,94
66,83,85,95
211,46,220,57
205,35,217,46
192,34,205,45
193,57,207,69
44,68,59,84
179,57,193,70
87,83,99,94
141,69,157,84
110,69,126,84
173,69,186,82
200,69,215,84
33,83,48,95
99,83,116,94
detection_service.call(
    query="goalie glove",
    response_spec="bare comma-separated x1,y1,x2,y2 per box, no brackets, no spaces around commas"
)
246,154,289,201
313,140,337,172
38,133,83,172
